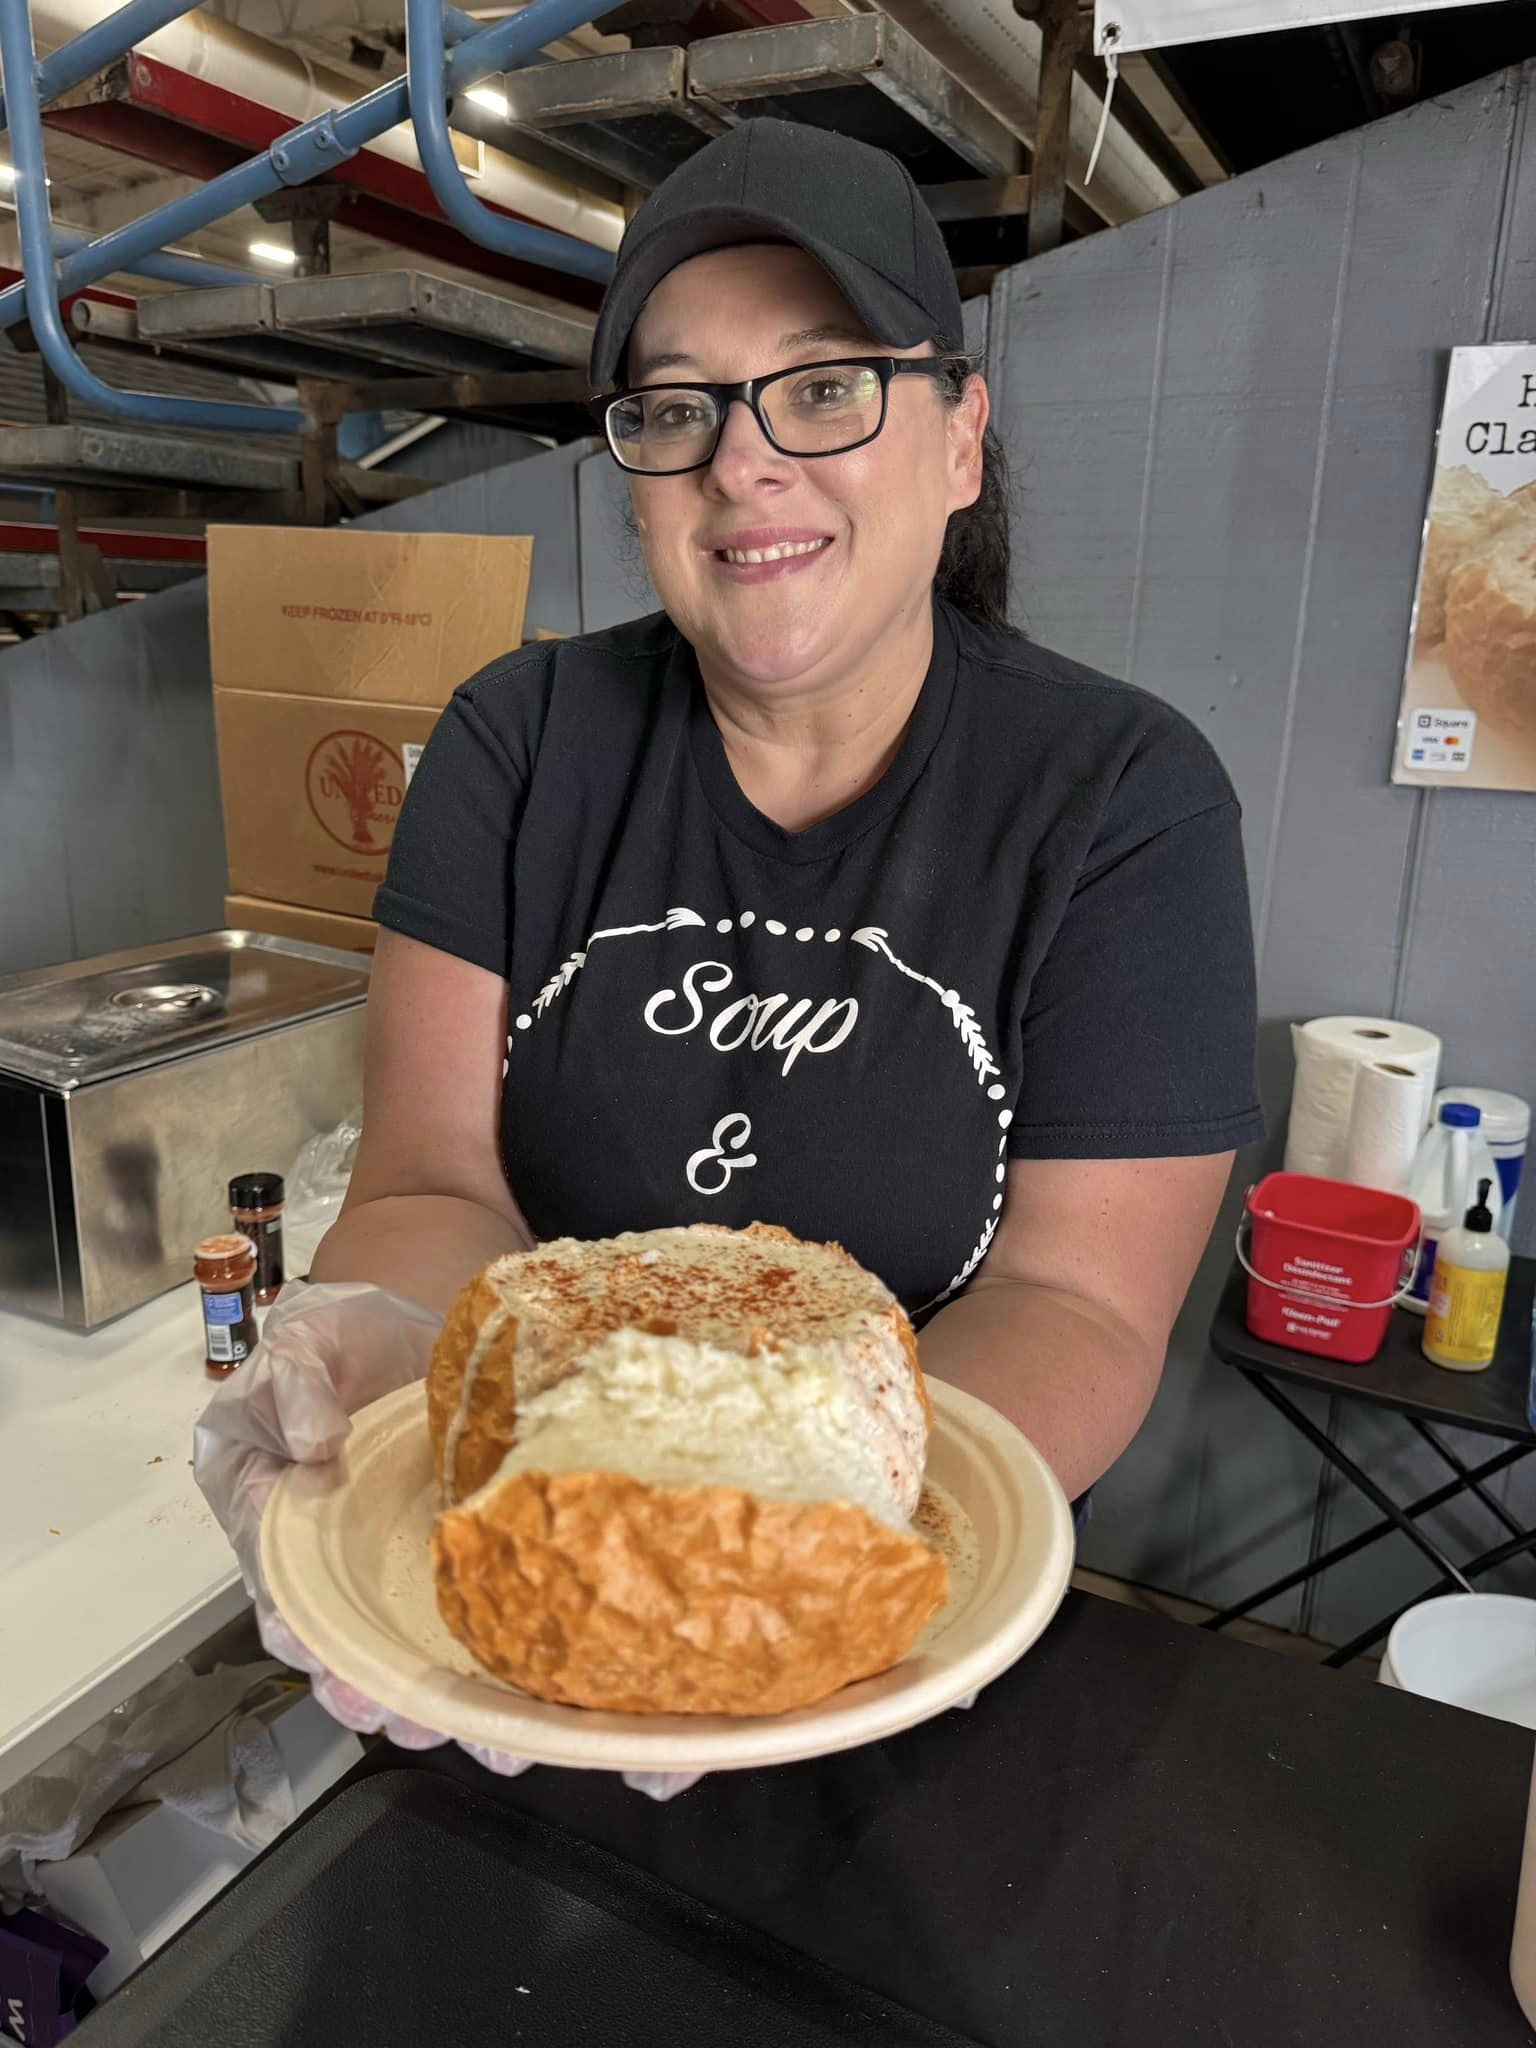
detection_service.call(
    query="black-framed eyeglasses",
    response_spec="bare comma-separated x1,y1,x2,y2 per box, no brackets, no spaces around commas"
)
592,355,969,476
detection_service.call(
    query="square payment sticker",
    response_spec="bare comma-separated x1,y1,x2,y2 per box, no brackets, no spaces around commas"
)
1403,709,1476,773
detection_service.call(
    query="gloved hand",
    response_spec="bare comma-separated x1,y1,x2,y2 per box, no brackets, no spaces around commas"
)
193,1280,703,1800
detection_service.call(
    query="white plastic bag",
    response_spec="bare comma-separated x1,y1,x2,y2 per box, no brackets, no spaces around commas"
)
283,1109,362,1276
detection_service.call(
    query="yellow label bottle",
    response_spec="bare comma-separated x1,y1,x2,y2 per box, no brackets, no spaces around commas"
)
1423,1177,1510,1372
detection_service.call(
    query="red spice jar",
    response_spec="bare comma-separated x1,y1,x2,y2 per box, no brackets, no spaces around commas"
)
229,1171,285,1306
195,1233,259,1380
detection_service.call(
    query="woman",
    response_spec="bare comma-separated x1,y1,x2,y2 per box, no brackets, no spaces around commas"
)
200,118,1261,1733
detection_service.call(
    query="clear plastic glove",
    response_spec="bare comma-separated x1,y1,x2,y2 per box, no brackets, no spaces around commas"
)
192,1281,702,1800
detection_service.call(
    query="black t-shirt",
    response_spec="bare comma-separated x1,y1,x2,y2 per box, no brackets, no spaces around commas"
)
376,599,1263,1318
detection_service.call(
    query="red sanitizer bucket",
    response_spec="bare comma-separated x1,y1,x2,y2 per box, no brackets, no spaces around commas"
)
1240,1173,1421,1363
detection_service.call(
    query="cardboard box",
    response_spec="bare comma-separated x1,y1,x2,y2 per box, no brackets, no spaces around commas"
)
226,894,377,953
207,525,532,706
216,691,435,919
210,524,531,917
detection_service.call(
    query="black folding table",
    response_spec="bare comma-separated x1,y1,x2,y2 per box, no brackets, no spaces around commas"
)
1207,1255,1536,1664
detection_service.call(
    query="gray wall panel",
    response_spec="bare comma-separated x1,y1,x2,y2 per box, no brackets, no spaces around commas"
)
63,585,227,962
0,582,224,975
1255,87,1527,1648
1303,73,1536,1646
0,642,74,970
992,212,1171,672
991,66,1536,1628
1005,145,1354,1613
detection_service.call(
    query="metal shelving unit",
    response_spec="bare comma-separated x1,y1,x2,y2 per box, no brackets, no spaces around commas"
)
690,16,1022,182
0,547,202,622
0,0,1041,622
69,272,598,454
135,270,594,380
0,424,301,493
506,16,1023,192
502,45,735,191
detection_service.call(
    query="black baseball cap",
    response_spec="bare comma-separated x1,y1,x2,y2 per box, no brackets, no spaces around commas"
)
589,117,963,388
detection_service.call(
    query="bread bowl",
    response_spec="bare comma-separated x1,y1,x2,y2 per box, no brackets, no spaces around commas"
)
1445,521,1536,741
1417,465,1526,645
427,1224,949,1714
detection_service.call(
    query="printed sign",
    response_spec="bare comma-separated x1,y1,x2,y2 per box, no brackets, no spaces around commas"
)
1098,0,1469,56
1393,344,1536,793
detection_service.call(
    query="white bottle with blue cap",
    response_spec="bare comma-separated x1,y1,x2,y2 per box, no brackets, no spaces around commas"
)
1431,1086,1529,1240
1404,1102,1501,1315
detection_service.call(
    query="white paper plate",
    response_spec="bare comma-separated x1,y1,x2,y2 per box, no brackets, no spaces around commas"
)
261,1376,1075,1773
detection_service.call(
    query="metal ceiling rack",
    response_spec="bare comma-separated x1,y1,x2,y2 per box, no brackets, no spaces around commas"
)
0,423,301,492
0,0,1032,608
0,0,303,434
0,0,618,581
133,270,595,382
500,45,735,193
503,15,1023,194
69,295,411,389
0,520,204,631
66,269,597,472
0,0,613,433
691,15,1022,183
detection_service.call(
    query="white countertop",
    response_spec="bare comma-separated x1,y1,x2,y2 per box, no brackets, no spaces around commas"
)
0,1284,248,1796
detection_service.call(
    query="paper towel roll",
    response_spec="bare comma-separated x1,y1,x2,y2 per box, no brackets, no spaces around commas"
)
1284,1017,1442,1182
1339,1060,1435,1195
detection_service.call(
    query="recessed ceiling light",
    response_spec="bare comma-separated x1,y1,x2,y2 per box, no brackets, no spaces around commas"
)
248,239,297,265
464,85,508,118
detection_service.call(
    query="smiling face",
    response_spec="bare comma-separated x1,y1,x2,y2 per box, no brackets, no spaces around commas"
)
623,243,986,703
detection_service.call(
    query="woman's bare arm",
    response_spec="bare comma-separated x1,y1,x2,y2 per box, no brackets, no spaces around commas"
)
309,930,533,1312
918,1153,1232,1500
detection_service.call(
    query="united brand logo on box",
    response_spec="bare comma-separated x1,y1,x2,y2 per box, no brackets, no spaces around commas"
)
306,729,406,854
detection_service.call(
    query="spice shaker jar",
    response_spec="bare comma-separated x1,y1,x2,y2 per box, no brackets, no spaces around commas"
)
229,1171,285,1306
195,1233,259,1379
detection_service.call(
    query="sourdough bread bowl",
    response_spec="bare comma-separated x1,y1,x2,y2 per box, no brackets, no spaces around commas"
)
427,1224,948,1715
1445,522,1536,741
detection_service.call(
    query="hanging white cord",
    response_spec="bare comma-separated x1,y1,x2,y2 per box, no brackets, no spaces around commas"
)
1085,21,1120,187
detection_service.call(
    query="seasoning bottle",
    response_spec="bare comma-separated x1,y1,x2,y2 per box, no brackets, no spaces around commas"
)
1423,1179,1510,1372
229,1172,285,1306
195,1233,259,1380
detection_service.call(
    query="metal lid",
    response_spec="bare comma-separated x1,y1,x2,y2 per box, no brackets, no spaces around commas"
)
0,931,370,1091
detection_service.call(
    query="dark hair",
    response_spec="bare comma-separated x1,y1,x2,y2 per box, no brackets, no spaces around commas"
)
935,350,1013,631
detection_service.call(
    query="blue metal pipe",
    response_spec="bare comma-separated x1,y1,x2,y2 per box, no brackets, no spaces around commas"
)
49,224,259,291
409,0,614,284
0,0,200,135
120,248,260,291
0,0,616,336
0,135,346,334
440,0,604,96
407,0,612,284
0,0,302,433
441,6,479,45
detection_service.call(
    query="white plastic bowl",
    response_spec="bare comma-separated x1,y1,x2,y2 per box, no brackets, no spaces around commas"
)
1380,1593,1536,1729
